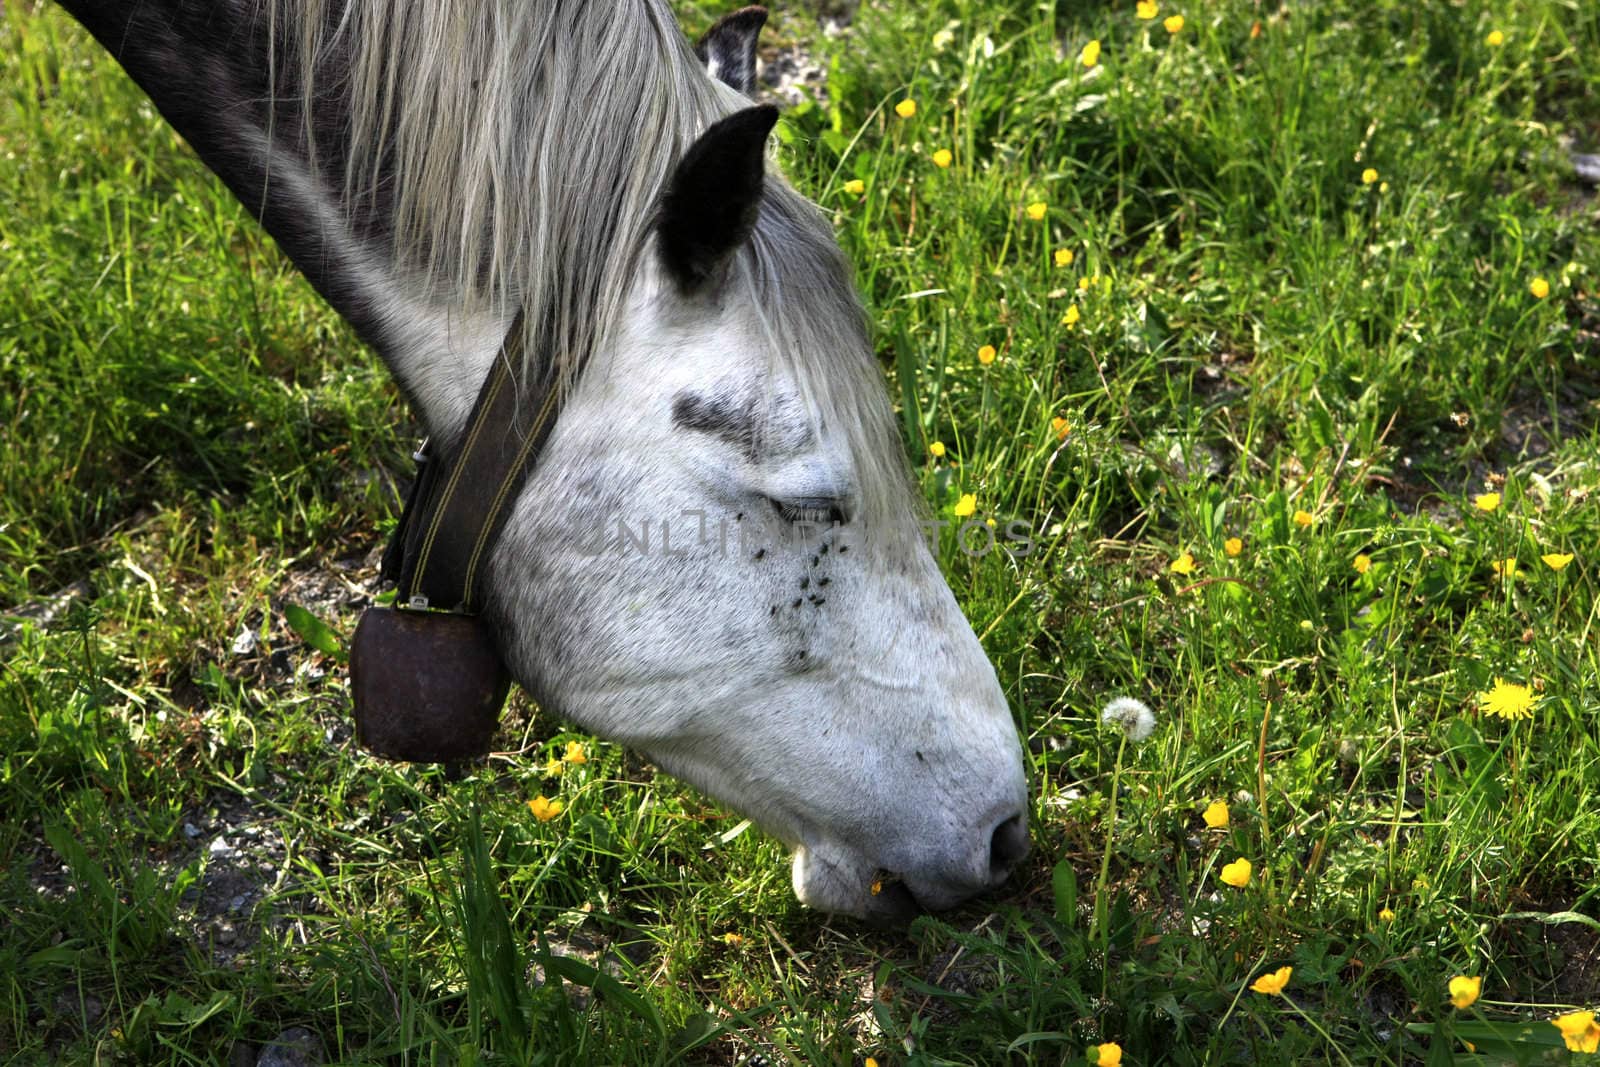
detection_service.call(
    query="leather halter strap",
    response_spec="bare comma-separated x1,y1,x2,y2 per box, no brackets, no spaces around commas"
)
380,311,560,614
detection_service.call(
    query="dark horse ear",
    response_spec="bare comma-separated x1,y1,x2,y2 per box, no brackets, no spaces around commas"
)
695,6,768,97
658,104,779,292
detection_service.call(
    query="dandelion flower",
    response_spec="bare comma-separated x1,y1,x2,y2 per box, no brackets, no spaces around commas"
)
1062,304,1081,327
954,493,977,518
1474,492,1501,512
1379,907,1395,923
895,98,917,119
1093,1043,1123,1067
1478,678,1536,720
1553,1011,1600,1054
1293,509,1315,528
1135,0,1158,19
929,440,946,458
1491,558,1519,578
1055,248,1075,267
1542,553,1574,571
527,795,565,822
1052,416,1071,440
1353,553,1372,575
978,344,997,365
1449,975,1482,1010
723,932,745,947
932,148,953,168
1530,277,1550,299
1102,697,1157,742
843,179,866,195
1224,537,1243,558
1361,167,1379,185
1080,39,1101,68
1202,800,1229,828
1163,14,1184,33
1485,29,1505,47
564,741,588,764
1220,857,1252,888
1250,966,1292,995
1027,200,1048,220
1169,551,1197,575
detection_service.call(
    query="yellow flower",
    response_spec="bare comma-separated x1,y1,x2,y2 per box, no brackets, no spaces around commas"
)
1062,304,1081,327
1353,553,1372,575
1361,167,1379,185
544,757,565,777
1027,200,1048,220
895,98,917,119
1379,181,1390,193
527,795,565,822
1170,552,1197,576
1542,553,1574,571
1055,248,1076,267
1250,965,1292,995
843,179,866,195
723,932,745,946
564,741,588,764
1224,537,1243,558
932,148,953,168
978,344,998,365
1530,277,1550,299
1449,975,1482,1010
1052,416,1072,440
1478,678,1536,720
865,1059,880,1067
1202,800,1229,828
1094,1042,1123,1066
1292,509,1314,528
1379,907,1396,923
1080,39,1102,68
1136,0,1159,19
1163,14,1185,33
1491,558,1519,578
1486,29,1505,47
929,440,946,458
1553,1011,1600,1054
1220,857,1251,888
954,493,977,518
1474,492,1501,512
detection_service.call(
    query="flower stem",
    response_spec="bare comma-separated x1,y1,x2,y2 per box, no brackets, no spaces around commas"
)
1092,731,1128,990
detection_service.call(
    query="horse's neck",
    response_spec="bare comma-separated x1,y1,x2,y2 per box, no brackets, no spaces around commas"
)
57,0,502,434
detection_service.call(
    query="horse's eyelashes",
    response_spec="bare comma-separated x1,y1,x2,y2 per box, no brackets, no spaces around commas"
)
769,497,846,527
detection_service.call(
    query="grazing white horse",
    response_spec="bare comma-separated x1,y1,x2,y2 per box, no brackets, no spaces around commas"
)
57,0,1029,920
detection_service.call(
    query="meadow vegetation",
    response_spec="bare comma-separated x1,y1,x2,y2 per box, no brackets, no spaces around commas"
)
3,0,1599,1062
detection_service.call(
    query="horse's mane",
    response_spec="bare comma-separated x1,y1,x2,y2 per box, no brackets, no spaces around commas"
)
274,0,914,537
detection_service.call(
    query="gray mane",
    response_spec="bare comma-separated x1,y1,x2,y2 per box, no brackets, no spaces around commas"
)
273,0,914,536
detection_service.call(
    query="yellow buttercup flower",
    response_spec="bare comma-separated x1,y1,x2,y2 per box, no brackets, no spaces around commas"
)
978,344,997,365
1026,200,1048,220
929,440,946,458
1136,0,1158,19
1474,492,1500,512
1379,907,1396,923
1553,1011,1600,1054
1491,558,1519,578
1163,14,1184,33
1062,304,1081,327
544,757,565,777
1080,39,1102,68
1485,29,1505,47
1478,678,1536,720
564,741,587,764
527,795,565,822
1353,553,1372,575
1094,1042,1123,1066
723,932,745,946
1530,277,1550,299
954,493,977,518
1250,966,1292,995
1220,857,1251,887
843,179,865,195
1052,416,1071,440
1361,167,1379,185
932,148,953,168
1169,552,1197,576
1202,800,1228,828
1293,509,1315,528
1224,537,1243,558
895,98,917,119
1448,975,1482,1010
1542,553,1574,571
1055,248,1075,267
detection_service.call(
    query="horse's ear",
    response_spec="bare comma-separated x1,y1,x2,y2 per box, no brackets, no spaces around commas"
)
695,6,768,97
658,104,779,292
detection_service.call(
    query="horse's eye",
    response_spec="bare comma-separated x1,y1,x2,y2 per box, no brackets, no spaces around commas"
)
769,496,848,526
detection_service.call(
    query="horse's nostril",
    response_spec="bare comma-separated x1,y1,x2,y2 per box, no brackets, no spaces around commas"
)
988,813,1029,879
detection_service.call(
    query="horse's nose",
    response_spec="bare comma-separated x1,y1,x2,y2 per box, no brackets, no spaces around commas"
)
986,810,1030,884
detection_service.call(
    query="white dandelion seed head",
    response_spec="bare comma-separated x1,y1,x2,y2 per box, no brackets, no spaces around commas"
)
1101,697,1157,742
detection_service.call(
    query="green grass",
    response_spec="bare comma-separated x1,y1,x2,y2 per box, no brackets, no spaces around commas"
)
3,0,1600,1063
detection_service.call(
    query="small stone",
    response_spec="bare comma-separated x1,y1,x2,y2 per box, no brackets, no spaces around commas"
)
232,627,258,656
256,1027,325,1067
